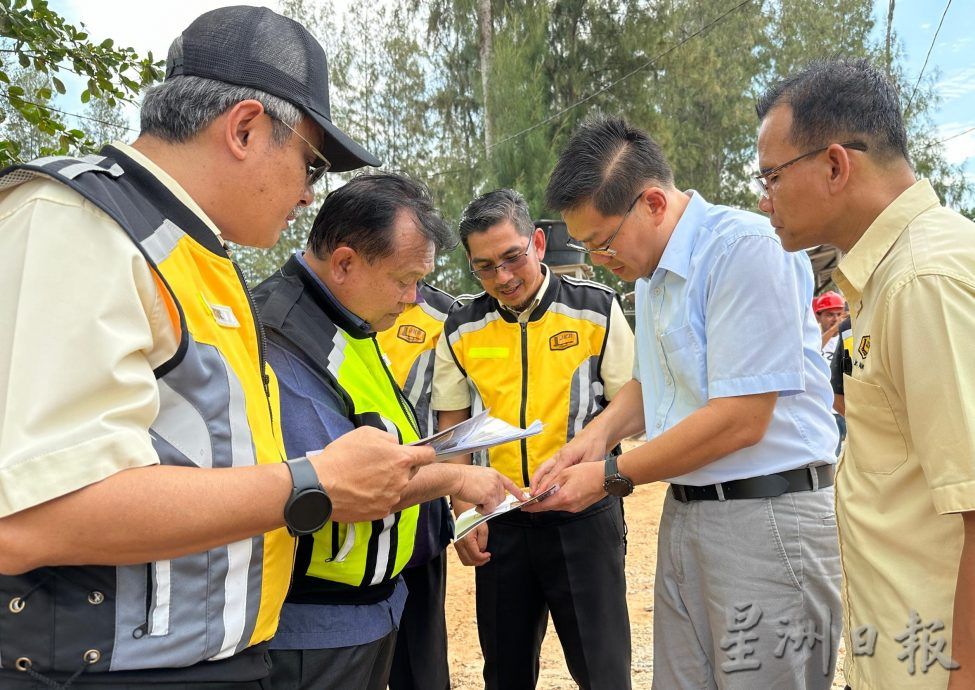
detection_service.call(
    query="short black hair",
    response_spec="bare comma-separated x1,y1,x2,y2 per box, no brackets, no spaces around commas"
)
457,189,534,252
756,58,909,163
545,116,674,215
307,173,455,261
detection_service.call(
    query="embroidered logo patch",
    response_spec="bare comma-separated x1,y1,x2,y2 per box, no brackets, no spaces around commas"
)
857,335,871,359
549,331,579,351
396,325,426,344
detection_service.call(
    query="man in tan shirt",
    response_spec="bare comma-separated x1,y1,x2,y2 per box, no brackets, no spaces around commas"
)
756,58,975,689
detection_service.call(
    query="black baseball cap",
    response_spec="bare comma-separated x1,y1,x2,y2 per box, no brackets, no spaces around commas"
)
166,5,380,172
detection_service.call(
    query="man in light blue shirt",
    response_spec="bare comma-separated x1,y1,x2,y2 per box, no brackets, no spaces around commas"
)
529,117,840,689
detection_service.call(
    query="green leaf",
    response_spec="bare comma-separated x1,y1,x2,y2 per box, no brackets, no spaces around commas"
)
18,51,30,67
52,76,64,93
36,86,51,100
7,85,25,97
99,37,113,49
80,89,91,103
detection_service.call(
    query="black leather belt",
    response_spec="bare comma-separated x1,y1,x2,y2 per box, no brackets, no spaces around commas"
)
670,464,834,502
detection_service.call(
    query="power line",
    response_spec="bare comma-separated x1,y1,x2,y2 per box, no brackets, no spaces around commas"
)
905,0,952,114
488,0,756,152
0,92,138,133
925,124,975,149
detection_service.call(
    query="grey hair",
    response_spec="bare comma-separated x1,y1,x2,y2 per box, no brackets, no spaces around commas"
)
140,35,302,144
458,189,534,252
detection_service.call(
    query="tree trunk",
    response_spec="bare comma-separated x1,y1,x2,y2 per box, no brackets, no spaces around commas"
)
885,0,896,76
478,0,494,154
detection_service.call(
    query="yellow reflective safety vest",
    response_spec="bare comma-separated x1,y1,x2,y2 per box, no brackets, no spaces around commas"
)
0,149,291,675
255,256,419,603
443,274,620,486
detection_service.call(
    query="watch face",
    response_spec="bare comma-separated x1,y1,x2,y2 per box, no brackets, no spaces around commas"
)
287,489,332,535
603,476,634,498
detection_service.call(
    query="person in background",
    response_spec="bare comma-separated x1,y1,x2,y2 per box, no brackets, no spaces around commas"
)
378,280,458,690
813,290,845,361
433,188,635,690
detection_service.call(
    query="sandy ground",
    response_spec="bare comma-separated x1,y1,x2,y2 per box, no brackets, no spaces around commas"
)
444,443,847,689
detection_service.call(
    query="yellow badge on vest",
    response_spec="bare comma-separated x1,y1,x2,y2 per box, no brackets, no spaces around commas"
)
397,324,426,344
857,335,871,359
549,331,579,351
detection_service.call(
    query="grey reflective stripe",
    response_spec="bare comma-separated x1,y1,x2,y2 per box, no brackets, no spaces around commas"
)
368,514,398,586
57,160,124,180
232,535,265,658
547,301,608,329
113,551,222,669
148,560,171,636
225,350,258,469
403,349,436,437
327,330,348,378
212,538,253,659
448,311,501,346
567,356,604,441
141,219,185,265
151,341,242,470
155,379,214,468
418,300,448,322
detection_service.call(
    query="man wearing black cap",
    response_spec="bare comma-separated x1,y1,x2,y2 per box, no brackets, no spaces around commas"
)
0,6,433,687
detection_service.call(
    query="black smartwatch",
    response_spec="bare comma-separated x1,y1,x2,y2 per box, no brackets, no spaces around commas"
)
603,454,634,497
283,458,332,536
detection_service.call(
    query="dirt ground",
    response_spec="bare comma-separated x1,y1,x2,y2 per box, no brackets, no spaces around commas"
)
444,442,847,689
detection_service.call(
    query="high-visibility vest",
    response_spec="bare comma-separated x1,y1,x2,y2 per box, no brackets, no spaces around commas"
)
0,149,291,674
444,274,619,486
255,256,419,602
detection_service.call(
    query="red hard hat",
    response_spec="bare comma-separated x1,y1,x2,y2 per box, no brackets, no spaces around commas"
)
813,291,845,313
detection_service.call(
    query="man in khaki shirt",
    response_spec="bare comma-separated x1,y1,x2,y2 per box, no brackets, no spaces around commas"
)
756,58,975,689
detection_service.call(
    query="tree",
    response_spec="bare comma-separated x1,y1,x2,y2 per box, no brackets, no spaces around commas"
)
0,0,161,167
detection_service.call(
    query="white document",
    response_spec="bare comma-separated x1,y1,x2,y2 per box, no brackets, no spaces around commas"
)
453,484,560,541
410,408,543,461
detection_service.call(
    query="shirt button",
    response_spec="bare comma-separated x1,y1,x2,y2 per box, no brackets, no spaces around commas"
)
653,288,661,296
665,377,673,387
655,421,662,429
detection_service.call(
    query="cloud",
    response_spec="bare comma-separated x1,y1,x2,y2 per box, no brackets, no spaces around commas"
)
935,122,975,166
936,67,975,101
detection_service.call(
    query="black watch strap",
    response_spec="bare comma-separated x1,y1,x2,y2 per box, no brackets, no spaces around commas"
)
286,456,321,492
605,454,620,479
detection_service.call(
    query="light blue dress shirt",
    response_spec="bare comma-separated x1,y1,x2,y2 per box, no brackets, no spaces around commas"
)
634,192,837,485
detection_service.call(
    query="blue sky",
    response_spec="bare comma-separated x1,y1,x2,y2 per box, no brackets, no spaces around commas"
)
49,0,974,196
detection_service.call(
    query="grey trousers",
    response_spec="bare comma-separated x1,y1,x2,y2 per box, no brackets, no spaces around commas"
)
651,486,841,690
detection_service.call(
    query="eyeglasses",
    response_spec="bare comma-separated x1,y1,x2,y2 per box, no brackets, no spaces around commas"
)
270,115,332,186
752,141,867,198
470,242,534,280
564,191,643,258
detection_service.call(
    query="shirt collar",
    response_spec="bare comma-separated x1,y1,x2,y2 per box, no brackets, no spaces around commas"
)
833,179,940,299
655,190,706,280
499,264,551,323
296,250,374,334
111,141,225,244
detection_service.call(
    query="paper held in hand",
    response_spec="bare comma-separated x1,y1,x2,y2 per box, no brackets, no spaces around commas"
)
453,484,560,541
409,408,543,461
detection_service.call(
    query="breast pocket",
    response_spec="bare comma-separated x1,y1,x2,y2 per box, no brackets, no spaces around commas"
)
660,323,706,402
843,374,908,474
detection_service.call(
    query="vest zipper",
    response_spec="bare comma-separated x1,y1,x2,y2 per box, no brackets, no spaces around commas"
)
519,322,530,487
231,261,279,448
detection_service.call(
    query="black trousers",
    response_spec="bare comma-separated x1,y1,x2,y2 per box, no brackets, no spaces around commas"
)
475,496,631,690
267,632,396,690
388,550,451,690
